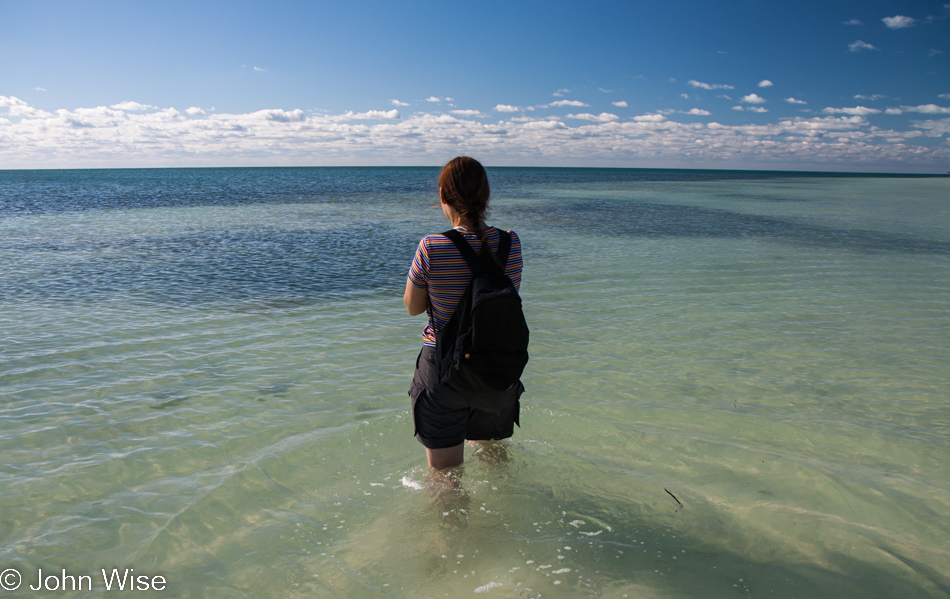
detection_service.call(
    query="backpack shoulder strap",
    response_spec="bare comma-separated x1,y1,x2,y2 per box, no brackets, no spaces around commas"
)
443,228,512,274
442,229,480,273
495,229,512,267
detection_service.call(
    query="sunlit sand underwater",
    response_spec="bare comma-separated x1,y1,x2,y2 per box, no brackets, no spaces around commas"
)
1,167,948,597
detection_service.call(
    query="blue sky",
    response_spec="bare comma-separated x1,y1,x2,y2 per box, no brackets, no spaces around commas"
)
2,0,949,172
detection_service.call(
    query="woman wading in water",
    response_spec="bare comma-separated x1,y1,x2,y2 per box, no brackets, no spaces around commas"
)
404,157,525,475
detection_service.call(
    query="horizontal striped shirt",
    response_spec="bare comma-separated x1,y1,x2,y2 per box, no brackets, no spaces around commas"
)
408,226,523,347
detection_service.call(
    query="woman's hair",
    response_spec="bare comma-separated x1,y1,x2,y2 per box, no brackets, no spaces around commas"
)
439,156,491,235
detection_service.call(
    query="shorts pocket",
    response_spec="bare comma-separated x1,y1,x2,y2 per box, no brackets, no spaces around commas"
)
408,381,423,438
513,381,525,427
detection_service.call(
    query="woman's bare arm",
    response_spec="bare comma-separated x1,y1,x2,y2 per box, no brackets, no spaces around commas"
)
404,278,428,315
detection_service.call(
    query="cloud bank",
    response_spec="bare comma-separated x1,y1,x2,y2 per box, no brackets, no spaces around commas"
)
1,96,947,172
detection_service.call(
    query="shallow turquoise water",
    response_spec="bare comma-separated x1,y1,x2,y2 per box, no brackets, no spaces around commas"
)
1,168,948,597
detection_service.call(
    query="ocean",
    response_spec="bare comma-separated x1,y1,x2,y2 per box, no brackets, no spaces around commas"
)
1,167,948,598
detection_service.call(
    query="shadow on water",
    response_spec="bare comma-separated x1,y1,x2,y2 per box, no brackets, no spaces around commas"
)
83,413,945,599
512,198,950,255
7,398,947,598
341,416,950,599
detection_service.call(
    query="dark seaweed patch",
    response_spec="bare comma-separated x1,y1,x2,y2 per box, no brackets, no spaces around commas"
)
510,198,950,255
0,224,420,305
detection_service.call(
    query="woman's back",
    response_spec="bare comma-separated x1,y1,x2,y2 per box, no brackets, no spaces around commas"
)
408,226,523,347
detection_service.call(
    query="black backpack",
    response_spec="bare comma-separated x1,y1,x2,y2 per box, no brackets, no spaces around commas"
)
435,229,529,393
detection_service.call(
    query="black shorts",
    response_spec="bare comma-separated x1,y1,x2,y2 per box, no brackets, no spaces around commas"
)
409,346,524,449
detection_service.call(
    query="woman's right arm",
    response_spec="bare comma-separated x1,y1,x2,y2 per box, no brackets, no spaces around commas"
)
405,239,429,316
404,278,428,316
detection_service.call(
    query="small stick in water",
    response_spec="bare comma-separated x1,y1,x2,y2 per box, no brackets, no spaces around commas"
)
665,488,683,507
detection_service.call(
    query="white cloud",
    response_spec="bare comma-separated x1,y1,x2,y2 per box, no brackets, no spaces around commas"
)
940,94,950,100
686,108,711,116
854,94,887,101
0,95,28,107
732,106,745,111
7,103,54,118
3,97,948,171
336,109,400,120
911,118,950,137
494,104,520,113
930,49,944,57
900,104,950,114
758,80,773,87
552,89,571,97
741,94,766,104
547,100,589,107
518,119,567,130
450,109,484,116
843,18,863,25
747,107,768,113
883,15,916,28
823,106,882,115
785,97,807,105
391,99,410,106
34,87,47,92
689,80,734,90
849,40,878,52
885,108,903,114
186,107,206,116
445,97,454,102
426,96,441,103
566,112,620,122
633,114,666,122
612,101,628,108
252,66,266,72
111,101,157,111
244,108,306,122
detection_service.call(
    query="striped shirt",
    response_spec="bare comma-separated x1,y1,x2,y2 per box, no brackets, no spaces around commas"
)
408,226,523,347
